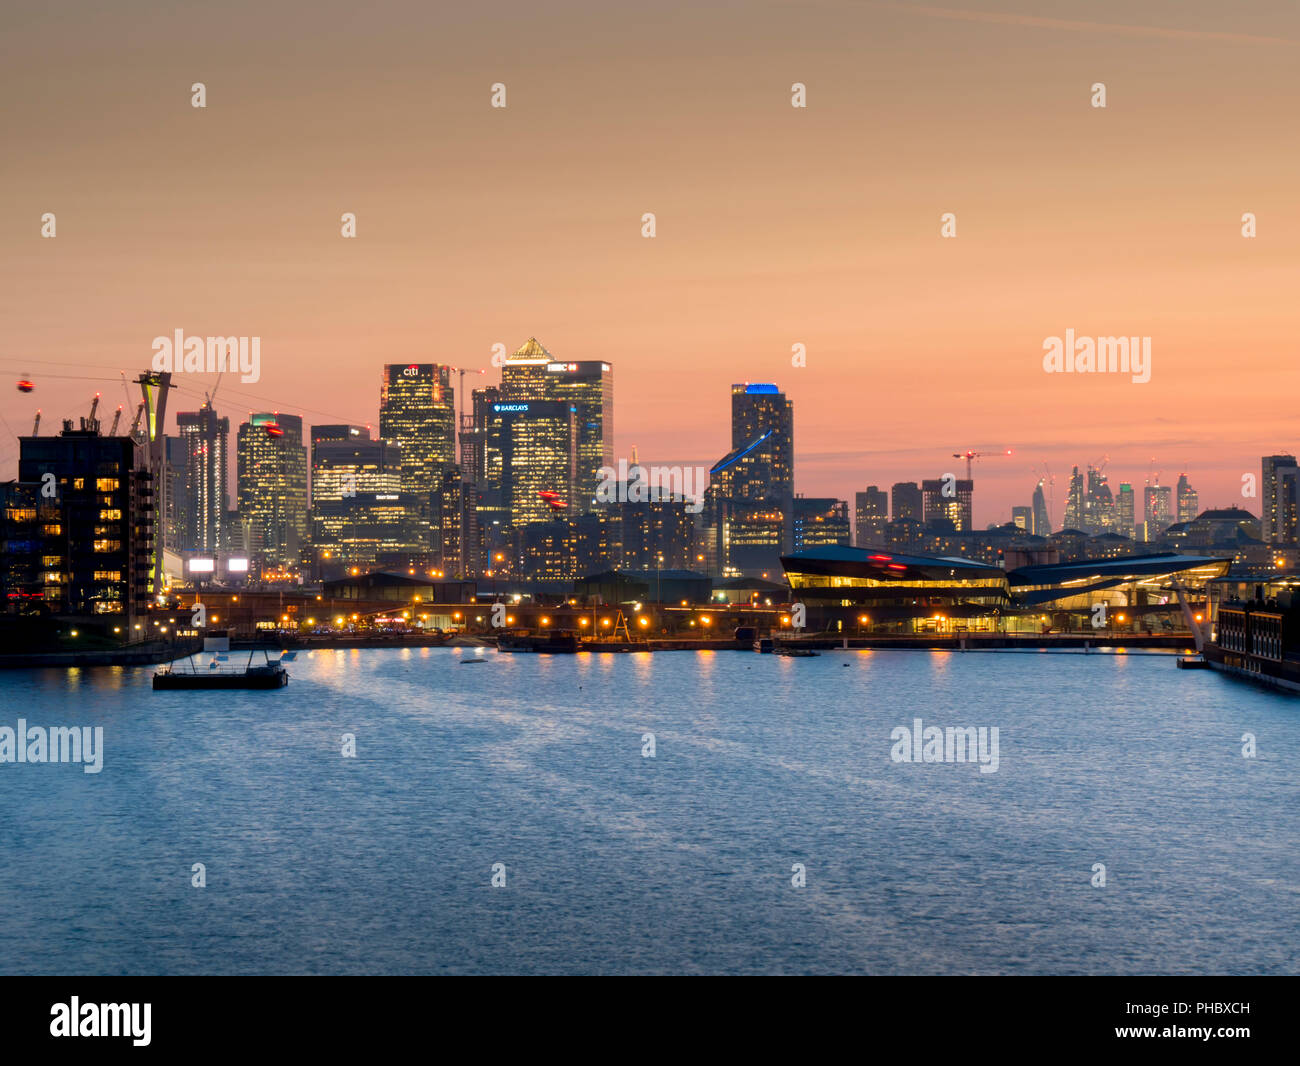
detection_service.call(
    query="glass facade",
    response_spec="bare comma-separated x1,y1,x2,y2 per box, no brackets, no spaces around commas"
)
236,413,308,565
379,364,456,543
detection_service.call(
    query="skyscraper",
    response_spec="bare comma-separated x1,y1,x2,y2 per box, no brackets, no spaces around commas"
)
891,482,922,523
236,413,308,565
17,425,153,626
1031,480,1051,536
1063,466,1085,531
379,364,456,541
493,400,576,529
175,401,229,554
1261,455,1297,545
542,359,613,510
162,435,188,552
1085,466,1115,533
921,477,973,532
1143,483,1173,541
727,384,794,501
499,337,554,402
461,385,501,487
435,467,484,579
855,486,888,546
310,425,420,572
1176,473,1199,525
1117,483,1135,540
706,383,794,575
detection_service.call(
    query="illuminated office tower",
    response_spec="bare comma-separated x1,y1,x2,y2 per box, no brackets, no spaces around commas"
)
379,364,456,540
855,486,888,546
1176,473,1198,524
1116,483,1135,540
175,401,229,554
921,478,973,532
705,383,794,576
310,425,420,571
620,497,695,572
465,386,502,489
793,497,851,549
542,359,613,510
436,467,484,579
728,384,794,501
162,436,188,552
1032,481,1052,536
1143,482,1173,541
1011,506,1032,531
493,400,576,528
461,386,500,486
499,337,554,401
236,413,307,565
1062,466,1085,531
891,482,922,523
1085,466,1115,534
1262,455,1298,545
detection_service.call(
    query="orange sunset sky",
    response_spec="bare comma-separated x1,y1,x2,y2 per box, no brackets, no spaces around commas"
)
2,0,1298,527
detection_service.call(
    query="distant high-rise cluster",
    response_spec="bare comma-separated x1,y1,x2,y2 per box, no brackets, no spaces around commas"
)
12,349,1287,607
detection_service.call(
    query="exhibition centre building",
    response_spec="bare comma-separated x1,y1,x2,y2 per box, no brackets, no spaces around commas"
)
780,545,1232,634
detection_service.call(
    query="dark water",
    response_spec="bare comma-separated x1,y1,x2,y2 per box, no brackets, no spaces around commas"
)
1,647,1296,975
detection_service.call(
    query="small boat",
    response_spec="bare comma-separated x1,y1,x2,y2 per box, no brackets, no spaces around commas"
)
459,656,489,665
776,646,820,658
153,647,289,689
1176,656,1209,670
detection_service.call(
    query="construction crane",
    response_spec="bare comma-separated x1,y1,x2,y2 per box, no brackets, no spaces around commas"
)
952,449,1013,480
82,393,101,433
205,369,224,408
108,404,123,436
128,401,145,442
32,409,41,436
448,365,487,466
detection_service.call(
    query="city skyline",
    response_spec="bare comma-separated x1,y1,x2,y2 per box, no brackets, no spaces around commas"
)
0,349,1281,534
4,2,1300,524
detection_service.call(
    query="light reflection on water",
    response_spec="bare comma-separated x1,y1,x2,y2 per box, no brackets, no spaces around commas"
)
0,647,1295,975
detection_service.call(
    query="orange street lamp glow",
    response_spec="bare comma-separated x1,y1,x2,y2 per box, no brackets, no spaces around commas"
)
579,618,589,627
